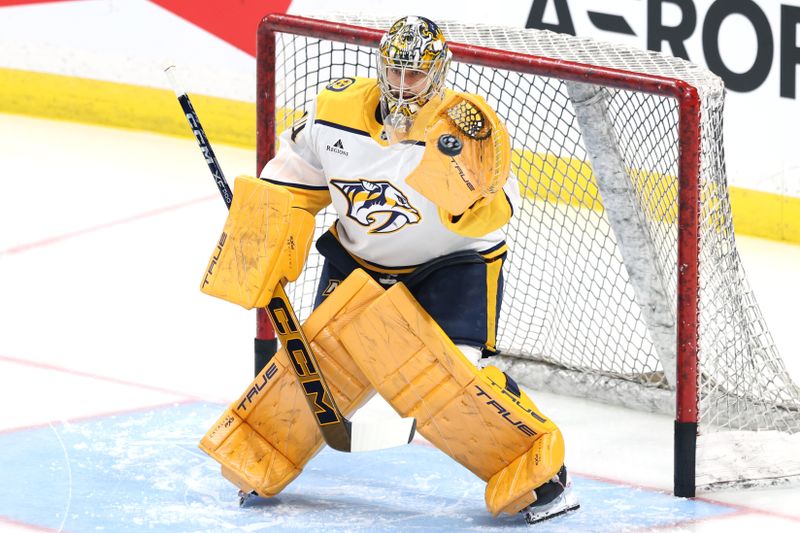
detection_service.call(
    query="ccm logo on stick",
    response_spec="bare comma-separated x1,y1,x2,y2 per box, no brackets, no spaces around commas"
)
267,296,341,426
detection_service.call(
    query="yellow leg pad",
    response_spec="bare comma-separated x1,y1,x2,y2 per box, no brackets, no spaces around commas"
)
338,282,564,515
199,269,383,496
485,428,565,515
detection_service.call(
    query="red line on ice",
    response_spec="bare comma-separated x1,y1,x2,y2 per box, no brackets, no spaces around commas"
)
0,354,209,401
0,399,202,436
561,470,800,523
0,514,62,532
412,440,800,523
0,0,75,7
0,195,215,256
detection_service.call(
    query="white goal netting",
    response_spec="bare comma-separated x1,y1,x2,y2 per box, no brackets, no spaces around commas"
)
264,15,800,491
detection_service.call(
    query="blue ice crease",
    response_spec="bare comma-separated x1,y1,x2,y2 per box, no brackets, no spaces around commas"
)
0,402,737,532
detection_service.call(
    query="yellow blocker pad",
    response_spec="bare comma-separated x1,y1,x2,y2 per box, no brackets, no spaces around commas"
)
406,92,511,216
338,283,564,516
199,269,382,496
200,176,315,309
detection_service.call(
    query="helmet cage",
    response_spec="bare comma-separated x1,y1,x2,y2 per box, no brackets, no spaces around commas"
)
377,55,448,115
376,16,451,139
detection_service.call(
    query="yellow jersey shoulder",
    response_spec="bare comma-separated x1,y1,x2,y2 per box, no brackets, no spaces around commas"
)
315,77,380,132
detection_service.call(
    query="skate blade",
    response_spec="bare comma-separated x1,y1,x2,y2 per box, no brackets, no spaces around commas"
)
524,502,580,524
523,490,580,525
238,490,258,507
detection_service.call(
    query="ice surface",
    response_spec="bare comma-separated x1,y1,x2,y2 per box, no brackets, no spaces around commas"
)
1,113,799,531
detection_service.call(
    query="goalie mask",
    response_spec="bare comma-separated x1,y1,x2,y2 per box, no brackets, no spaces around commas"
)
377,16,451,142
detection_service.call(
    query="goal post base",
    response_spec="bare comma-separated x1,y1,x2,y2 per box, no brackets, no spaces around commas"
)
674,420,697,498
254,337,277,376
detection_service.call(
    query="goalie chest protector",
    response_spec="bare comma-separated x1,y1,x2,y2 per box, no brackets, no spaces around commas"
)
262,76,518,270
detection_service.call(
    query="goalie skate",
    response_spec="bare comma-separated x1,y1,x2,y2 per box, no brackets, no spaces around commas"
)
521,466,580,525
238,490,257,507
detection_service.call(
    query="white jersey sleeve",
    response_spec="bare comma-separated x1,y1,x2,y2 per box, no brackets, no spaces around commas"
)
259,99,326,189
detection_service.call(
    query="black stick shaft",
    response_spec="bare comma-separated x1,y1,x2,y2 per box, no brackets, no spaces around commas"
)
165,64,353,452
175,93,233,208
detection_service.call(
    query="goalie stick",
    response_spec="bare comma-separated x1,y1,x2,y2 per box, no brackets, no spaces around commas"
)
164,64,416,453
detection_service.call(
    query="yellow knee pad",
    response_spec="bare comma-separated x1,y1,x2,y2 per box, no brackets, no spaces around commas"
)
199,269,382,496
338,282,565,516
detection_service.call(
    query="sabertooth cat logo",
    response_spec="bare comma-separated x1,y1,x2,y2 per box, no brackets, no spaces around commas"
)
331,179,421,234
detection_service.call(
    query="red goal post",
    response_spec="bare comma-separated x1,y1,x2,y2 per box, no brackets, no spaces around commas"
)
253,13,799,497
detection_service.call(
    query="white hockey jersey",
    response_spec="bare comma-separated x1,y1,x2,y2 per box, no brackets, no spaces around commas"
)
259,77,519,271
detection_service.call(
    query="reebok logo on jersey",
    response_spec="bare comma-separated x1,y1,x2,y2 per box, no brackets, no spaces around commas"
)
326,139,349,156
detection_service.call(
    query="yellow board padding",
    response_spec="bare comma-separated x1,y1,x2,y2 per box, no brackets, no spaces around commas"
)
0,67,256,147
514,151,680,224
199,269,383,497
200,176,315,309
337,283,564,515
513,151,598,211
513,150,800,243
729,186,800,243
2,66,797,243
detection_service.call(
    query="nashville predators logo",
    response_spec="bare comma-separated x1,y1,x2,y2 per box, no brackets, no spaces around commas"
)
331,179,421,234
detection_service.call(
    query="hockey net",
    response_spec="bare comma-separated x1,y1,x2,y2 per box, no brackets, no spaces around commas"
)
256,14,800,494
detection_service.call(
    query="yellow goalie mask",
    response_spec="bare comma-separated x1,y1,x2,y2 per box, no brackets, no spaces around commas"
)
377,16,452,142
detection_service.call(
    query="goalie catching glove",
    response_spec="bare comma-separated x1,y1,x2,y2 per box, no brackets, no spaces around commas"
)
406,92,511,216
200,176,315,309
